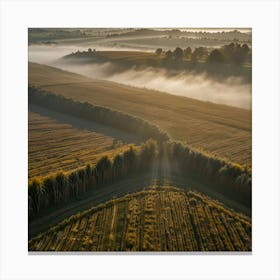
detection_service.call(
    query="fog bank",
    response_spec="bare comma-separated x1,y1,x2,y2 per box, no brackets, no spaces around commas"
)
55,62,251,109
29,44,251,110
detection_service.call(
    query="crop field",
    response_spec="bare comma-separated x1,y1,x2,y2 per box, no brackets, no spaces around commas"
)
28,106,140,179
29,62,251,166
29,187,251,251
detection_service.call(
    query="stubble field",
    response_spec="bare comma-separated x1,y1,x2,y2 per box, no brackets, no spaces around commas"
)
29,62,251,167
29,187,251,251
28,105,140,179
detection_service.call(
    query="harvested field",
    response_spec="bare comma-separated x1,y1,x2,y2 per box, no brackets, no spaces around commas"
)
29,62,251,166
28,105,140,179
29,187,251,251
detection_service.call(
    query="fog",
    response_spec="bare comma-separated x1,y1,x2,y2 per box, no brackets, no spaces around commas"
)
111,68,251,109
28,44,152,64
29,44,251,110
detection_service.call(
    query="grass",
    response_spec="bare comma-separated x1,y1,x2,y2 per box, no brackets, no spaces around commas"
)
28,106,140,179
28,187,251,251
29,62,251,166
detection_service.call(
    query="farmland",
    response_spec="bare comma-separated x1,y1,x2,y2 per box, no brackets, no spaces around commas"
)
29,62,251,167
28,105,140,179
29,187,251,251
28,28,252,253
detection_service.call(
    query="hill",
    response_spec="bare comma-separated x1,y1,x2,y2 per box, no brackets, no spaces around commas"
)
28,187,251,251
28,62,251,166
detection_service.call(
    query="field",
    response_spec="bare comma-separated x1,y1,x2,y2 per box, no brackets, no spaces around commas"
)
28,28,252,253
29,105,140,179
29,62,251,166
29,187,251,251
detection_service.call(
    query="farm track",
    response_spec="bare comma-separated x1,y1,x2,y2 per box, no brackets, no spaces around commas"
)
29,187,251,251
29,165,251,240
29,62,251,166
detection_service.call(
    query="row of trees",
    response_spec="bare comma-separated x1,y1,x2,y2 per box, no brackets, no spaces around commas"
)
156,43,251,65
28,88,251,218
162,141,251,207
29,138,251,219
29,140,158,218
29,87,169,143
208,43,250,64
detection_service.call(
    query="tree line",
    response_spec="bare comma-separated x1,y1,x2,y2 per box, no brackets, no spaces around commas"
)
28,140,157,219
28,88,251,219
156,42,251,65
161,141,251,207
64,43,251,81
29,86,170,143
29,138,251,219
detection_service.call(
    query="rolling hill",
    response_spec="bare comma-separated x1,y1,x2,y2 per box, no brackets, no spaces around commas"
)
28,62,251,167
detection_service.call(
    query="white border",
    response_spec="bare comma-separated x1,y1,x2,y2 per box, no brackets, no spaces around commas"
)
0,0,280,279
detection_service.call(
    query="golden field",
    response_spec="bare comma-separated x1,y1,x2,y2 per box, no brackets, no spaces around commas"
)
28,106,140,179
29,187,251,251
29,62,251,166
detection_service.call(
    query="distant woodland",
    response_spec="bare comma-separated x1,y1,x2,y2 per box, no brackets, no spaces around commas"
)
64,43,251,82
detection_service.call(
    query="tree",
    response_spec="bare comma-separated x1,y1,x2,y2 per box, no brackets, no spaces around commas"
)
77,169,86,194
28,179,46,215
191,47,208,62
222,42,250,65
68,172,78,198
232,44,248,65
88,48,92,52
96,156,112,184
123,146,137,173
165,50,173,59
113,154,124,180
183,47,192,59
43,177,55,206
85,164,95,190
208,49,225,63
155,48,163,55
54,172,67,202
139,139,158,169
173,47,183,60
241,43,249,54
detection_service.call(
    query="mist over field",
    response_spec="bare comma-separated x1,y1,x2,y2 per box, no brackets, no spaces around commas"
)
28,44,152,64
29,42,251,110
28,29,252,252
58,62,251,109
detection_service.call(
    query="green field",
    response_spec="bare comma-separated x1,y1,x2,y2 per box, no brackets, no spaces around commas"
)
29,187,251,251
29,62,251,167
